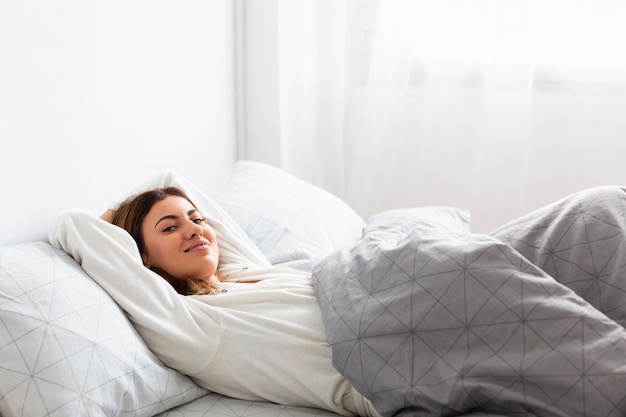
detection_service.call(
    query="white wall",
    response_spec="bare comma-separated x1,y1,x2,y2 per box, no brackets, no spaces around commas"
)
0,0,237,245
237,0,282,165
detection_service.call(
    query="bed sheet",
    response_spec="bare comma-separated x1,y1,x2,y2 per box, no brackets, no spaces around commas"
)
156,394,515,417
155,393,341,417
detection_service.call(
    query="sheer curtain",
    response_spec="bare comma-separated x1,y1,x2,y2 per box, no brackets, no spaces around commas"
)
241,0,626,232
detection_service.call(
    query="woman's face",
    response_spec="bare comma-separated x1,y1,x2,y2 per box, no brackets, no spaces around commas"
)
140,195,219,282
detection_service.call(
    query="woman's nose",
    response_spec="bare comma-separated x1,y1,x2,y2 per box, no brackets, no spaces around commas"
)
187,222,203,238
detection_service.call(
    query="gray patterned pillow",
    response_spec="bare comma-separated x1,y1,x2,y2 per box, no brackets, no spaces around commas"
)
0,242,207,417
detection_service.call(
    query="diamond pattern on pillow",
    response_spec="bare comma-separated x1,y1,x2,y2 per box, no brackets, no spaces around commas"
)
0,242,207,417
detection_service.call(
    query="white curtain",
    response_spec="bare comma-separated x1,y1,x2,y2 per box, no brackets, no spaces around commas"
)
241,0,626,232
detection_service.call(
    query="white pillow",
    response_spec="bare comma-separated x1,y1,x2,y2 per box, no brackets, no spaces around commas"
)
216,160,365,271
0,242,207,417
364,206,471,236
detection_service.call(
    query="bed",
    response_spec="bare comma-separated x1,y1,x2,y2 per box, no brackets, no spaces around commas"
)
0,160,470,417
4,160,626,417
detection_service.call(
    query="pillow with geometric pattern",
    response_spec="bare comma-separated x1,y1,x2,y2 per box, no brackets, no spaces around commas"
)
0,242,207,417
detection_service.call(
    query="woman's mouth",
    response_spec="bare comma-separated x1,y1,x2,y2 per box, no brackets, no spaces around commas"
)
185,239,210,253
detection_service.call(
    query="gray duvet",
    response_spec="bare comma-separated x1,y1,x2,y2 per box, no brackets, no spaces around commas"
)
312,186,626,417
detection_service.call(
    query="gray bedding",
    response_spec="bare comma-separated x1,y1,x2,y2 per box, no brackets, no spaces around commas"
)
312,186,626,417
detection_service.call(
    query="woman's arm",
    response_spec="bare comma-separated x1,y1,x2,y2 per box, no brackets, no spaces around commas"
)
49,209,221,374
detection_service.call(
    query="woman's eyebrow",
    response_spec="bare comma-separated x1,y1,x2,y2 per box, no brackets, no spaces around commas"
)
154,215,178,229
154,209,200,229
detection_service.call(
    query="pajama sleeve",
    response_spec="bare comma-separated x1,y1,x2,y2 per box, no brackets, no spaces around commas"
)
49,171,292,378
49,209,223,374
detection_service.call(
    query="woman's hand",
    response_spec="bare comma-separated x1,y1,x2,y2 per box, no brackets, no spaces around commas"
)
100,209,115,223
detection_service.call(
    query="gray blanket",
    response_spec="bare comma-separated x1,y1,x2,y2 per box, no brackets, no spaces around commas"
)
312,186,626,417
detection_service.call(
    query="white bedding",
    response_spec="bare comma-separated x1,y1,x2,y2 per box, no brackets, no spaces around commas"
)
0,160,472,417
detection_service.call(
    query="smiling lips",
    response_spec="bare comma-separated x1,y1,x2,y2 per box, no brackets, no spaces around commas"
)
185,239,210,253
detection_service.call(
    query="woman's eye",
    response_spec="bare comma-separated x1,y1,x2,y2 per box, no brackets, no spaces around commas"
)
193,217,206,224
162,225,176,232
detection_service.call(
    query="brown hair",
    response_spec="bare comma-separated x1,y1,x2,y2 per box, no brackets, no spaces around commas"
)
112,187,220,295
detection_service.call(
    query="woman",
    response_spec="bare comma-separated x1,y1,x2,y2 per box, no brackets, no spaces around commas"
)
51,172,381,417
51,171,626,417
